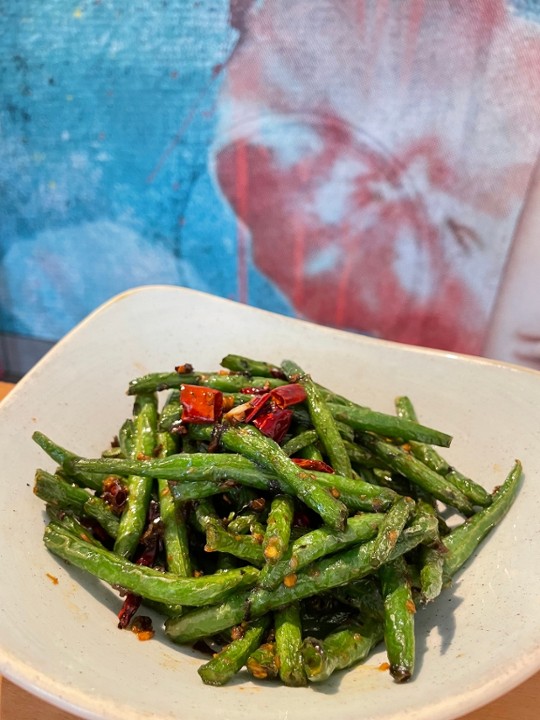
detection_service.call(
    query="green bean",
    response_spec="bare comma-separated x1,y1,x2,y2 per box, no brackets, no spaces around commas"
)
395,396,491,508
308,470,398,513
32,431,104,492
192,498,219,532
220,354,285,378
227,512,266,537
117,418,135,459
158,396,181,433
443,460,522,580
343,439,381,469
205,520,265,568
166,526,419,643
380,556,416,683
262,494,294,564
157,429,192,577
45,522,260,606
72,451,274,488
34,469,119,538
358,433,474,515
83,496,120,539
419,546,445,603
218,424,349,531
298,443,324,461
198,616,270,686
281,429,319,457
369,496,415,568
329,404,453,447
258,513,382,590
114,393,158,559
246,642,280,680
274,602,307,686
302,619,383,682
71,448,397,514
128,371,286,396
34,468,91,515
282,359,353,478
169,479,235,502
386,513,439,561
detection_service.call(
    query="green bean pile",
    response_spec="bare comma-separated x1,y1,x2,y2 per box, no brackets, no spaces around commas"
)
33,354,522,687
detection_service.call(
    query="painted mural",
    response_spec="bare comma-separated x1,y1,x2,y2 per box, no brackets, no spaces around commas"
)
2,0,540,376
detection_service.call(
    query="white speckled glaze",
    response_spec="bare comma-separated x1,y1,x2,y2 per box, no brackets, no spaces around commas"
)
0,285,539,720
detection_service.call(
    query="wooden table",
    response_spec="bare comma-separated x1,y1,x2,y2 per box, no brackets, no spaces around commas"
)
0,380,538,720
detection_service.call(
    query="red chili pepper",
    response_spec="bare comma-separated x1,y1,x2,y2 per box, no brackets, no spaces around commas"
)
252,406,293,443
291,458,335,474
180,384,223,423
270,383,307,408
244,392,272,422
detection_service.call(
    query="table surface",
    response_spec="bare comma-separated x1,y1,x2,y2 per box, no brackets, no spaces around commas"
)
0,378,538,720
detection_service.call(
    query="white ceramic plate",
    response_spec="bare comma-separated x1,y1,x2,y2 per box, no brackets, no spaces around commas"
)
1,285,539,720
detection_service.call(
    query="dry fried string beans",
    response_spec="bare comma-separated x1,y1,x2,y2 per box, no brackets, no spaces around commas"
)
165,520,428,644
32,354,523,689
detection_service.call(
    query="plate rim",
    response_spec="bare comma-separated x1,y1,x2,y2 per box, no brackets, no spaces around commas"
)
1,283,539,720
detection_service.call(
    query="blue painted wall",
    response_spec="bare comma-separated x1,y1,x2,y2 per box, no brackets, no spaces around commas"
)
2,1,540,377
0,1,289,349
